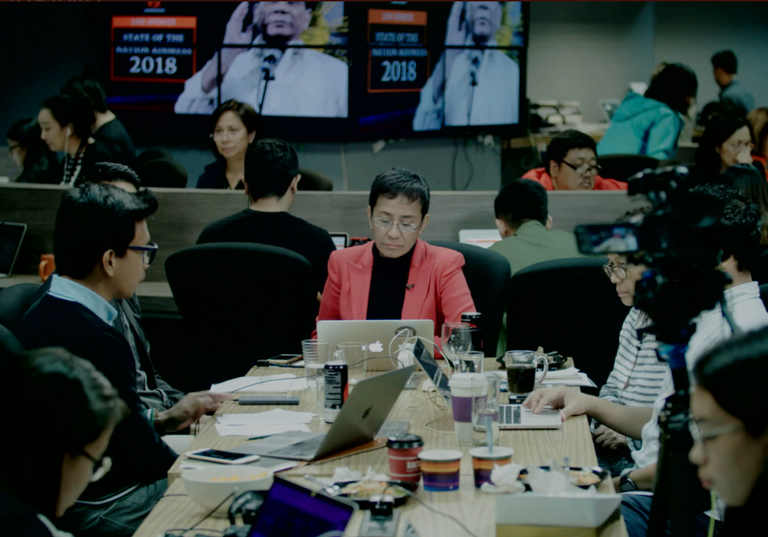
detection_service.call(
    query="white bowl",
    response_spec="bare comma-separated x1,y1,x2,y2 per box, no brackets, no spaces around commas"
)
182,466,274,517
495,492,622,528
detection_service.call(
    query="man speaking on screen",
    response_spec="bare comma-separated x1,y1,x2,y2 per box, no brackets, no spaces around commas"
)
413,2,520,131
175,1,348,118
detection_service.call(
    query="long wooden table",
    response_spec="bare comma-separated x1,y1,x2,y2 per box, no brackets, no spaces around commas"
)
135,362,627,537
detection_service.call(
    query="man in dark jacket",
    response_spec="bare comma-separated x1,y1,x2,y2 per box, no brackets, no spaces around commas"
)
18,183,231,537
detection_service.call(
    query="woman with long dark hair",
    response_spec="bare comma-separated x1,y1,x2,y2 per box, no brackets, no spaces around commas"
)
690,327,768,536
695,111,754,176
38,94,113,186
722,164,768,246
0,348,126,536
6,118,60,184
598,63,698,160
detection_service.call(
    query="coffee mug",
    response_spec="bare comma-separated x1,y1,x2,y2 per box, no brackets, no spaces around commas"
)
505,351,548,395
39,254,55,282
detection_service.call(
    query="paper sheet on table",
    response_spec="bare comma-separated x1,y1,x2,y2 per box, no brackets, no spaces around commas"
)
210,374,308,394
492,367,581,379
540,372,597,388
215,422,312,438
217,409,316,426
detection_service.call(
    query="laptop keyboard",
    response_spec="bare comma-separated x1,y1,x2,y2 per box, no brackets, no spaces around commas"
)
275,435,325,458
500,404,522,425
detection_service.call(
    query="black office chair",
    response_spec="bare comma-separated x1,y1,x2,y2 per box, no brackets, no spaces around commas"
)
760,284,768,312
506,257,629,390
752,249,768,285
0,283,42,336
428,241,511,357
598,154,660,182
0,323,24,356
165,243,317,388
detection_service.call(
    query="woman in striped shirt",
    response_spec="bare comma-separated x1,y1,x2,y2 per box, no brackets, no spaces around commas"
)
595,253,668,473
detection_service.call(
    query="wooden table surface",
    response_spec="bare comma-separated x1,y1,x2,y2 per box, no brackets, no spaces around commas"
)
135,361,628,537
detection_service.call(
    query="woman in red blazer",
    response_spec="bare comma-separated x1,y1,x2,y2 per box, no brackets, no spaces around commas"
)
315,168,475,345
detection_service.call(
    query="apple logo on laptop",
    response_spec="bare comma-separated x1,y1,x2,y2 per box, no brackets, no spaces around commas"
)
369,341,384,353
361,406,372,420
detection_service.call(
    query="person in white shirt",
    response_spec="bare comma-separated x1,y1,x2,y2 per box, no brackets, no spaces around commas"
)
176,2,348,118
524,183,767,537
413,2,519,131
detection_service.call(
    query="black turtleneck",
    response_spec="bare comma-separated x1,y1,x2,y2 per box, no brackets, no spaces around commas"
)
366,244,416,320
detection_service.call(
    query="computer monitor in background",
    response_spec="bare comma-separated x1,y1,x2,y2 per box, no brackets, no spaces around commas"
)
0,223,27,277
330,232,350,250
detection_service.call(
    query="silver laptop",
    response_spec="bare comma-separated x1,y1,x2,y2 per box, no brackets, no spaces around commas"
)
0,222,27,277
498,404,562,430
329,232,350,250
317,319,434,371
233,366,416,461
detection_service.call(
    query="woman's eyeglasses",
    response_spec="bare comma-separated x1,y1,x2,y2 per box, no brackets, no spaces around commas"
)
603,263,628,280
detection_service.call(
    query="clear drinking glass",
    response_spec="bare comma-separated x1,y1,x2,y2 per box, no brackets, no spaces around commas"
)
457,350,485,373
301,340,331,410
472,373,500,446
335,342,368,384
441,322,472,370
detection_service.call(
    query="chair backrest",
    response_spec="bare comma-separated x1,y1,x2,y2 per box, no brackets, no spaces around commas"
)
506,257,629,389
0,323,24,356
752,250,768,285
598,154,660,182
428,241,511,356
165,243,317,387
0,283,43,336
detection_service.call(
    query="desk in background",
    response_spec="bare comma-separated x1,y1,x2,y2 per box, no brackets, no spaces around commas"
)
135,361,627,537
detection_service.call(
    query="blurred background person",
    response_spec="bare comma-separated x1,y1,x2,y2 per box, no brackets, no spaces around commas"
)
0,348,127,536
60,76,136,168
711,50,754,119
38,94,114,186
690,327,768,535
722,164,768,246
695,111,754,179
197,100,258,190
598,63,698,160
747,107,768,178
6,117,60,184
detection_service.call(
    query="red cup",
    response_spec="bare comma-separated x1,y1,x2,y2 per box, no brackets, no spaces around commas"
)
387,434,424,483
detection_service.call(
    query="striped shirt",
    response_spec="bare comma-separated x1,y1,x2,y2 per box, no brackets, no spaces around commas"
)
599,307,667,452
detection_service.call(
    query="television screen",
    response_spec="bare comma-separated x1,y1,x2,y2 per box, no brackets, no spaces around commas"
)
102,2,527,142
356,1,527,138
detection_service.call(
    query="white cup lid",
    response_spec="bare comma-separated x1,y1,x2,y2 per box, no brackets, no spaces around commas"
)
448,373,488,389
418,449,463,462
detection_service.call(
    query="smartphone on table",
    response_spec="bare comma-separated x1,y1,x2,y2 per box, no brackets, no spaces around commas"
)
186,448,261,465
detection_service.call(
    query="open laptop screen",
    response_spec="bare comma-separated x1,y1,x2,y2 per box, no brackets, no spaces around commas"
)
248,477,356,537
0,223,27,277
330,233,349,250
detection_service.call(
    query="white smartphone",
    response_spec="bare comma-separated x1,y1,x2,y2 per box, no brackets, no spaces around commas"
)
186,448,261,465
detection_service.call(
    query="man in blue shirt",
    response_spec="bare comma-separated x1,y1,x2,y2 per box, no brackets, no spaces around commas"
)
712,50,755,119
19,184,232,536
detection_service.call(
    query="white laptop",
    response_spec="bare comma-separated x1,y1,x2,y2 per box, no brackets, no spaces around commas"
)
458,229,502,249
316,319,435,371
0,222,27,277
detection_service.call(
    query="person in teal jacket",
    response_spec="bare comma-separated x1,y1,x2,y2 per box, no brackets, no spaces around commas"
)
598,63,698,160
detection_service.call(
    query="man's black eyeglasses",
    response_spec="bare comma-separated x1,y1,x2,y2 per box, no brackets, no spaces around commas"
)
127,243,159,265
561,160,602,175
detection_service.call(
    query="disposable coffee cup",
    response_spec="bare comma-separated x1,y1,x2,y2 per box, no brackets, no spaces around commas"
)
418,449,463,492
470,446,514,488
448,373,488,444
387,434,424,483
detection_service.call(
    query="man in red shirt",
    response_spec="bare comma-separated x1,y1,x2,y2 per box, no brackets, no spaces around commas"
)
523,130,627,191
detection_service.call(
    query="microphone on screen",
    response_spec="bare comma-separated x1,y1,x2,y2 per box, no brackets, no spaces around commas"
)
262,51,282,81
406,284,415,290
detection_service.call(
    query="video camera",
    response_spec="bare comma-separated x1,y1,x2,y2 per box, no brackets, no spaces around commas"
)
574,165,731,345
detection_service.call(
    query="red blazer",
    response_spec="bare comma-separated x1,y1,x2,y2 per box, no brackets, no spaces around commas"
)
314,240,476,341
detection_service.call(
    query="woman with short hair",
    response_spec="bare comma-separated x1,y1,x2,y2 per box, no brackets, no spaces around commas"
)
196,99,258,189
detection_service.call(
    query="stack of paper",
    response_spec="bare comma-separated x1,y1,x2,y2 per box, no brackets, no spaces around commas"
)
210,374,308,394
492,367,597,388
215,409,316,438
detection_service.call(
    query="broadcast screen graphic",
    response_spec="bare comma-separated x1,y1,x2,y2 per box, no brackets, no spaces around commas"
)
102,2,527,141
358,1,526,137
